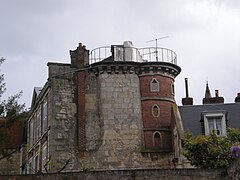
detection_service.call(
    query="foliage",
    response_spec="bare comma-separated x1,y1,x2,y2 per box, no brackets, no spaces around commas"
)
0,57,6,99
1,91,26,122
0,57,27,156
183,128,240,168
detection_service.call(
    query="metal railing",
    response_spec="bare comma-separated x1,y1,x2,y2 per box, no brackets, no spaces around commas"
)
90,46,177,65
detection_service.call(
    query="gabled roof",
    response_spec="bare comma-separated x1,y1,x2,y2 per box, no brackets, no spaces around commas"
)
31,87,42,108
179,103,240,136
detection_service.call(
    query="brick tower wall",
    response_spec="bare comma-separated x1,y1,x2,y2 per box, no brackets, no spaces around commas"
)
140,74,175,150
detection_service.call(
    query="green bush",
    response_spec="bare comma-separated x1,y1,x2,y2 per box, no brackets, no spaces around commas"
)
183,128,240,168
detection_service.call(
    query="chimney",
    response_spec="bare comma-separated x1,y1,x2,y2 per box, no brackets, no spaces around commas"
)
235,93,240,103
215,90,219,97
203,84,224,104
182,78,193,105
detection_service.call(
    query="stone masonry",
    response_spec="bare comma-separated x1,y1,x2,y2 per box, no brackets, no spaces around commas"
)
25,42,184,174
47,63,78,172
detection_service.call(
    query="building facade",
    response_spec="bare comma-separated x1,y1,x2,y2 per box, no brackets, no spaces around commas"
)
25,41,185,174
179,78,240,137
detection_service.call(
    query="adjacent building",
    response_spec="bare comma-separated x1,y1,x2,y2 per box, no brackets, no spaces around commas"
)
179,78,240,137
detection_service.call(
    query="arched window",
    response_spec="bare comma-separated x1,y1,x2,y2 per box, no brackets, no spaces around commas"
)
150,78,159,92
152,104,160,117
153,131,162,148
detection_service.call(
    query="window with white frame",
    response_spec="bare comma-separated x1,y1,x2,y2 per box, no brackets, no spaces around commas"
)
203,111,227,137
171,83,175,95
152,104,160,117
41,141,48,173
150,78,159,92
35,155,39,173
43,100,48,133
28,158,32,174
153,131,162,148
36,108,41,140
29,119,34,148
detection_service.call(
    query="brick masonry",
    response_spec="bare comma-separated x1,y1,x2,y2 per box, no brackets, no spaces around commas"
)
140,73,176,151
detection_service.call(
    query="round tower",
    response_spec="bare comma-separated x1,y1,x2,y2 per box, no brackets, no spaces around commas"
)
139,60,181,152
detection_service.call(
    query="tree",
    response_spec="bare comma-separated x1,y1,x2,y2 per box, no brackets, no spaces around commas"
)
183,128,240,168
0,57,6,99
0,57,27,156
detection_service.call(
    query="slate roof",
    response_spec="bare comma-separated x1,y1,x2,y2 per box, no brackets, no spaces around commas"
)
31,87,42,108
179,103,240,136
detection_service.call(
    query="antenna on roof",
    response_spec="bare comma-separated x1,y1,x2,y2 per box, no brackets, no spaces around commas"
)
146,36,169,61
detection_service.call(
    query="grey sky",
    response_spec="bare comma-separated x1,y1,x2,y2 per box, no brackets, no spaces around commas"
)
0,0,240,108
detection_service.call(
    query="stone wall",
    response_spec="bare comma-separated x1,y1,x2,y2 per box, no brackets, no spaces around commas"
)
0,169,226,180
84,73,144,170
47,63,79,172
0,150,20,175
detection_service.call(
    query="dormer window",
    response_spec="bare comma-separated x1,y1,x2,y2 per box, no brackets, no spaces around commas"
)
150,78,159,92
202,111,227,137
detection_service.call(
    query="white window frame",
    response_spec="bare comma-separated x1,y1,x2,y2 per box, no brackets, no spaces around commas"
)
41,141,48,173
150,78,159,92
171,83,175,95
43,100,48,133
29,119,34,148
36,108,41,140
28,158,32,174
152,104,160,117
203,111,227,137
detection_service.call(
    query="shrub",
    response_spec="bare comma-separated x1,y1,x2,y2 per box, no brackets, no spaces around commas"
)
183,128,240,168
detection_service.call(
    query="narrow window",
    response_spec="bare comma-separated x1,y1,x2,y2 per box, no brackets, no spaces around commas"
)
36,109,41,139
153,132,162,148
29,119,34,148
35,155,39,173
28,159,32,174
171,83,175,95
43,100,48,133
152,104,160,117
150,78,159,92
42,141,48,173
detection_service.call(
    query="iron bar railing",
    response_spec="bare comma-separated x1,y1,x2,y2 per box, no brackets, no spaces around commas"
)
90,46,177,65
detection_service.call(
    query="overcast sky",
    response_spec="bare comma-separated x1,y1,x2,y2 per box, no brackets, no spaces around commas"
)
0,0,240,108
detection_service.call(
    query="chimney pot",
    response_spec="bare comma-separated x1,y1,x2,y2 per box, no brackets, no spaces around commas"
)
184,78,189,98
182,78,193,105
215,90,219,97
